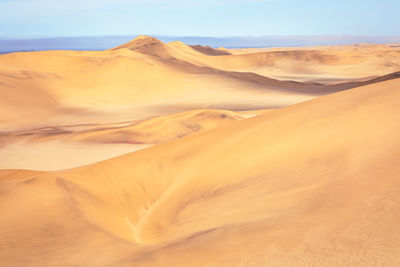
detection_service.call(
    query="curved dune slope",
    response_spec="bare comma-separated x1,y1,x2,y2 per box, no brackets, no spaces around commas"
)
224,44,400,83
1,109,247,145
0,109,253,170
67,109,244,144
1,79,399,266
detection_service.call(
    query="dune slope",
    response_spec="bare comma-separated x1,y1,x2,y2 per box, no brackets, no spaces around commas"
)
0,109,255,170
221,44,400,83
1,78,399,266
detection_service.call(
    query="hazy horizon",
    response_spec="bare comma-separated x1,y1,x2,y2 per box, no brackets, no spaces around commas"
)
2,0,399,52
1,34,400,53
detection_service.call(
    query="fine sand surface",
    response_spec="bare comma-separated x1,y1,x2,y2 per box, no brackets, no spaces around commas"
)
1,79,400,266
0,36,400,266
0,109,261,170
227,43,400,82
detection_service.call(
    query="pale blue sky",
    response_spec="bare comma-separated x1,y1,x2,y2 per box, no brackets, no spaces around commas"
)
1,0,399,38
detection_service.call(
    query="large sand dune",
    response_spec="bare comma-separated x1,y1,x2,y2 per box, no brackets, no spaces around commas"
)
1,78,400,266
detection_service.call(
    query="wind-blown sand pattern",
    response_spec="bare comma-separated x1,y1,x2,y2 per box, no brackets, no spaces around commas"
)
0,36,399,266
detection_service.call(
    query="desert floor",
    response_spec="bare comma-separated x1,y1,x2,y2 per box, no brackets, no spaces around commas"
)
0,36,400,266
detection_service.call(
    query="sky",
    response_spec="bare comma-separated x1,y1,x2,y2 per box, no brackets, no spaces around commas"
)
0,0,399,38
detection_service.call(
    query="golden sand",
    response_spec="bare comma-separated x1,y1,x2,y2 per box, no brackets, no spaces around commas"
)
0,36,399,266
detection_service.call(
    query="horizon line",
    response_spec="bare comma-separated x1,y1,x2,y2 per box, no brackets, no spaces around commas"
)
2,34,400,40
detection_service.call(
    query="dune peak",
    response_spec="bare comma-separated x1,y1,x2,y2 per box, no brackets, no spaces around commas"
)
111,35,163,51
130,35,161,43
133,34,155,40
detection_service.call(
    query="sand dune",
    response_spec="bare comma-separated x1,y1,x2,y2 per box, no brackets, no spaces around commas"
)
0,109,247,144
1,36,400,266
0,109,257,170
190,44,400,83
67,109,245,144
113,36,400,84
1,78,400,266
2,36,399,131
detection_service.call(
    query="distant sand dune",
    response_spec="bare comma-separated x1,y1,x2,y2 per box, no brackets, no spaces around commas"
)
189,44,232,55
190,44,400,83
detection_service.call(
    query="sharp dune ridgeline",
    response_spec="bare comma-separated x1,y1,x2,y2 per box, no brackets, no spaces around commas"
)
0,35,400,266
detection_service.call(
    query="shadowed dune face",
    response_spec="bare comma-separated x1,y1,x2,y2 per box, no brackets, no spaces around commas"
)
189,44,232,55
1,79,400,266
